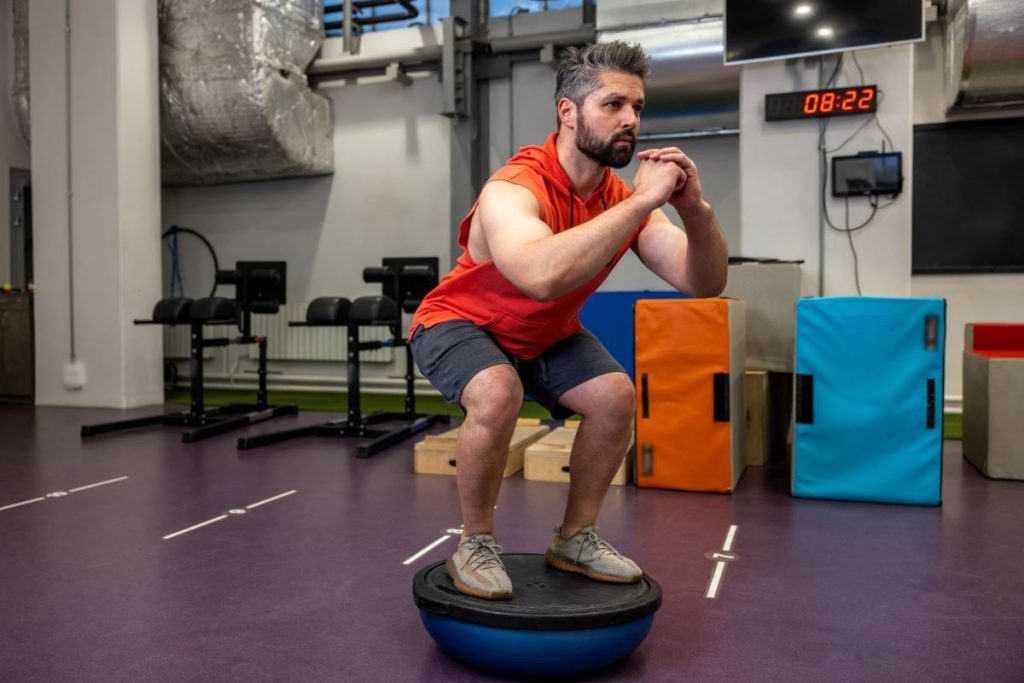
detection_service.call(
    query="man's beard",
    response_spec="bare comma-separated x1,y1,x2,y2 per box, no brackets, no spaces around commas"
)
575,113,636,169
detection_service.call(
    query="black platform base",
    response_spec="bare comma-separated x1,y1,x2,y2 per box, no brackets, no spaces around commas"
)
414,554,661,680
414,553,661,630
236,411,450,457
81,403,299,444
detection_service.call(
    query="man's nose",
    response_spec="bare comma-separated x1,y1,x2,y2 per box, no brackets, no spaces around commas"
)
620,108,638,130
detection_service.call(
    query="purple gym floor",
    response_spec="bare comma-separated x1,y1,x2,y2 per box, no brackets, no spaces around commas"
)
1,405,1022,682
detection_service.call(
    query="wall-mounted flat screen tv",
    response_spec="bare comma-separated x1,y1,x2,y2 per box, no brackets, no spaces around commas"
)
724,0,925,66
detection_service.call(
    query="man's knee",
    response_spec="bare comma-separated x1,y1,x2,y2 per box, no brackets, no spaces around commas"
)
583,373,636,424
462,365,524,426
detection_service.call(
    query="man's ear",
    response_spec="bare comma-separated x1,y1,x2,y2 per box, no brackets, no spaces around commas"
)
556,97,577,131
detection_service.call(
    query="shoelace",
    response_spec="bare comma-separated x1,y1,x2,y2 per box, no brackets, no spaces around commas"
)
464,538,505,572
573,529,620,565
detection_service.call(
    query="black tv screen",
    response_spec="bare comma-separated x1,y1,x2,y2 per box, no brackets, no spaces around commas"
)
912,118,1024,274
724,0,924,65
832,152,902,197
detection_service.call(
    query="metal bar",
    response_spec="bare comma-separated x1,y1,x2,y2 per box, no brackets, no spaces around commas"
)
347,323,362,425
488,26,595,54
257,336,268,408
238,424,319,450
637,129,740,141
310,46,442,75
190,322,204,418
404,343,415,416
344,0,354,53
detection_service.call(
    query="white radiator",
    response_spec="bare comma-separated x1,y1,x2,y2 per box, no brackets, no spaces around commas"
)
162,304,396,362
248,302,395,362
163,324,229,360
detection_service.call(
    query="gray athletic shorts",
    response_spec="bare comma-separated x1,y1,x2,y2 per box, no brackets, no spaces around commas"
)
410,320,627,420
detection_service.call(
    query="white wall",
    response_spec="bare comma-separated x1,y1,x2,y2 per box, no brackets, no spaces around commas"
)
30,0,162,407
909,21,1024,404
0,0,31,285
740,45,915,299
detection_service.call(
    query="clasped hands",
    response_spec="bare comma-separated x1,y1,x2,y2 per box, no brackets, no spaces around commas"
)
633,146,709,219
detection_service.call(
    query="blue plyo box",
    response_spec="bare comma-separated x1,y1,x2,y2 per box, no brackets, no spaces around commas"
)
792,297,946,505
579,291,686,381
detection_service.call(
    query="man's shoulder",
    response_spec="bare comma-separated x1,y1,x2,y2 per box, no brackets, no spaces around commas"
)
489,164,539,185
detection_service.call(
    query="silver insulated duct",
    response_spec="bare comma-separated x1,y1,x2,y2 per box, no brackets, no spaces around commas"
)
945,0,1024,111
11,0,30,145
599,18,739,136
159,0,334,185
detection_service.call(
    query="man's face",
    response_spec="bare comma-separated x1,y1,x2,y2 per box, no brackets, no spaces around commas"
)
574,71,645,169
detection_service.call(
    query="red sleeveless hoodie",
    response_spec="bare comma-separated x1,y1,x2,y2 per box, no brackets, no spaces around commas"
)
410,132,650,360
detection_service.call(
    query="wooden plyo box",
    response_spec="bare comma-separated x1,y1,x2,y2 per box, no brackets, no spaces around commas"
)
414,418,550,477
523,421,635,486
746,370,769,466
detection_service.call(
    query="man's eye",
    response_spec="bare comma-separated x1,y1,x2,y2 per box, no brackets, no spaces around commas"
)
606,102,621,109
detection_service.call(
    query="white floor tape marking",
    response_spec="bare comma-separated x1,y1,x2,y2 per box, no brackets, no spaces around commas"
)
246,490,297,510
2,476,129,512
705,525,739,599
0,497,46,512
163,515,229,540
68,476,129,493
164,490,297,540
403,535,452,566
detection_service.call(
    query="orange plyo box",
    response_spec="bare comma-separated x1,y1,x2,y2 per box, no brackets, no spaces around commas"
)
634,299,746,492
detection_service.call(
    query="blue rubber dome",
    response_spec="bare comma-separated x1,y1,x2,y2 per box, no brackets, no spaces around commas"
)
413,554,661,679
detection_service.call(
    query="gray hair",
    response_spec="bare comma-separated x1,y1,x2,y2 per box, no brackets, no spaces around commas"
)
555,42,651,108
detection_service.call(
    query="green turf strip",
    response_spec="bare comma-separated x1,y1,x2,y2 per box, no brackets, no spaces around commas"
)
943,412,962,441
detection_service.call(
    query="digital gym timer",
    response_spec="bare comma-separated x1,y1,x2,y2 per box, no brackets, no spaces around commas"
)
765,85,878,121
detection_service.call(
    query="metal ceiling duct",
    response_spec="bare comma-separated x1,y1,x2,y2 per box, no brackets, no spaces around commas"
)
599,19,740,136
159,0,334,186
946,0,1024,111
11,0,30,145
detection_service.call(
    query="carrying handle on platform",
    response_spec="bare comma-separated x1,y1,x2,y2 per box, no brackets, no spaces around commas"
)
642,444,653,476
795,374,814,424
925,315,938,351
640,373,649,419
927,379,936,429
713,373,730,422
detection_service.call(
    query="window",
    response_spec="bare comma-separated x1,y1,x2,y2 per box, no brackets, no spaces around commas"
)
323,1,585,35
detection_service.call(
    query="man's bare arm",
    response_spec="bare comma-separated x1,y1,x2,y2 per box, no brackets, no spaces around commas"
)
635,205,728,297
634,147,729,297
476,158,683,301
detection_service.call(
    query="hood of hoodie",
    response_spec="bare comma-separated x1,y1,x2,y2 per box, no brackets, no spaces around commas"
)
504,132,616,206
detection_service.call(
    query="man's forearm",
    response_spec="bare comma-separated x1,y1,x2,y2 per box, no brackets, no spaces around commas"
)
680,201,729,297
507,194,656,300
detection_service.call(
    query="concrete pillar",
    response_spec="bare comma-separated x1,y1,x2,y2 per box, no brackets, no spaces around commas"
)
30,0,162,407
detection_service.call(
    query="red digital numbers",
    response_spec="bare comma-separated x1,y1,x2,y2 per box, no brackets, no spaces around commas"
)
765,86,877,121
803,87,875,116
841,90,857,111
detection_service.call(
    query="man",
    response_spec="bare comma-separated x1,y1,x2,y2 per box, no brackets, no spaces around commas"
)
409,42,728,600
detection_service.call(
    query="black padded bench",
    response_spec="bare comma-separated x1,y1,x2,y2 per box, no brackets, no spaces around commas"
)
237,259,450,456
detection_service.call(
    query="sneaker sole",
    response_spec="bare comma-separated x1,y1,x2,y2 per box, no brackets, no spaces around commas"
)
445,558,513,600
544,549,643,584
